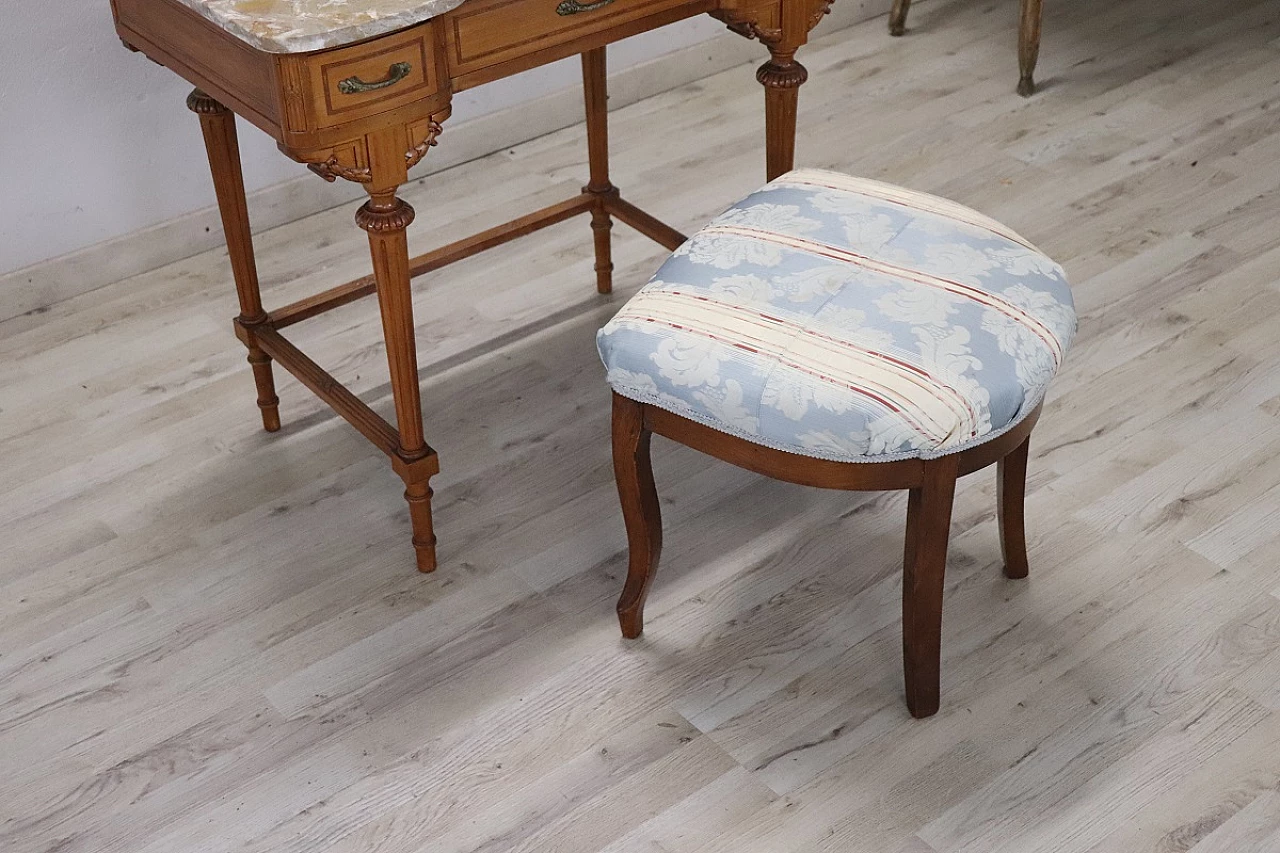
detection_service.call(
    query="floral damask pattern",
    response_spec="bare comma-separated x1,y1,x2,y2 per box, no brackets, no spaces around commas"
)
597,169,1077,463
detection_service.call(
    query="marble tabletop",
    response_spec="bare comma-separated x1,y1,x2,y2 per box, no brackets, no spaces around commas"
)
176,0,468,53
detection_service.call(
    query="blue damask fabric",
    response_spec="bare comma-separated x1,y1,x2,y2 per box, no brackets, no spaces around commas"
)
597,169,1077,462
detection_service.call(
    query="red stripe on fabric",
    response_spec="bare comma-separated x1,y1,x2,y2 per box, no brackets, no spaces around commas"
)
635,289,981,431
623,314,949,442
624,299,973,436
703,225,1063,365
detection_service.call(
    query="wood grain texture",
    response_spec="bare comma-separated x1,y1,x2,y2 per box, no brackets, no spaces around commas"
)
445,0,699,75
612,394,663,639
618,397,1037,717
885,0,1046,95
357,188,439,572
188,90,282,433
299,24,440,129
582,47,617,295
8,0,1280,849
1016,0,1044,96
997,435,1029,579
117,0,813,571
114,0,282,134
901,453,958,718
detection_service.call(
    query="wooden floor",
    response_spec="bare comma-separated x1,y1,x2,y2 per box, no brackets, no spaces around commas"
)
5,0,1280,850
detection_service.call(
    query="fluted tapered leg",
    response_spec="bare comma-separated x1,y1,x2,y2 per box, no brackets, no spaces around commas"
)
358,192,438,573
758,47,807,182
582,46,616,294
188,89,280,432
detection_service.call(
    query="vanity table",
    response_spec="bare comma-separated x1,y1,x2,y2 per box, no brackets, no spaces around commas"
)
110,0,831,572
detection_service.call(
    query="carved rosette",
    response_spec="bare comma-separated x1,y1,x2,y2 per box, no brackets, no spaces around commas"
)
356,198,416,234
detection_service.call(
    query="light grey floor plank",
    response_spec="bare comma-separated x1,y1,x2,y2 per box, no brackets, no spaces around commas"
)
4,0,1280,850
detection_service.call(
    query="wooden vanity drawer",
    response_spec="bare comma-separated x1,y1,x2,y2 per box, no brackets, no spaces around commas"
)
445,0,690,76
283,26,440,130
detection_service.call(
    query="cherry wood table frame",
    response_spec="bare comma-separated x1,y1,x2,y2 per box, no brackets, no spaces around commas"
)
110,0,833,572
611,392,1042,718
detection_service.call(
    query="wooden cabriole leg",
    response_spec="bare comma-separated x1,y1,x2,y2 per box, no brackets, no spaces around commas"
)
613,393,663,638
356,172,439,573
902,454,958,719
187,89,281,433
615,399,1041,713
758,46,807,182
998,435,1031,579
1017,0,1044,96
582,46,617,295
888,0,912,36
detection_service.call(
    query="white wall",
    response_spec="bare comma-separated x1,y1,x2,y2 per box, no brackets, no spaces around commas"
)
0,4,727,277
0,1,893,320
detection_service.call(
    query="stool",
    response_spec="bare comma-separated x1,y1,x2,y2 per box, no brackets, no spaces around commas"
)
597,169,1076,718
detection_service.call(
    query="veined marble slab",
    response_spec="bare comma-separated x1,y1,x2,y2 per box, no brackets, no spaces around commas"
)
174,0,467,53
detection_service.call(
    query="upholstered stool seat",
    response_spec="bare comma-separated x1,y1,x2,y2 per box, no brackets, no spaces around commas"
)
599,168,1075,464
598,168,1076,718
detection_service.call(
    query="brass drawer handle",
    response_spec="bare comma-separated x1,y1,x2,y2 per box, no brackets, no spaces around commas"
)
337,62,412,95
556,0,615,14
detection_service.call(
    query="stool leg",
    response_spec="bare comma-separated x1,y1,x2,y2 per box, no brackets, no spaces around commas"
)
613,393,663,638
889,0,912,36
902,455,958,718
582,47,616,295
998,435,1031,579
1017,0,1044,96
188,89,280,433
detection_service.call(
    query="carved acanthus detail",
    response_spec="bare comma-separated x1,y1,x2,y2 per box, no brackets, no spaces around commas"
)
307,110,448,185
308,158,373,184
808,0,833,30
712,0,829,48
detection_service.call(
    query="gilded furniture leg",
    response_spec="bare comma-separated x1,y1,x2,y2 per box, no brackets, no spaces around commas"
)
612,393,663,638
998,435,1031,579
357,189,439,573
889,0,912,36
582,46,616,295
902,455,958,719
1018,0,1044,96
188,89,281,432
758,47,808,182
